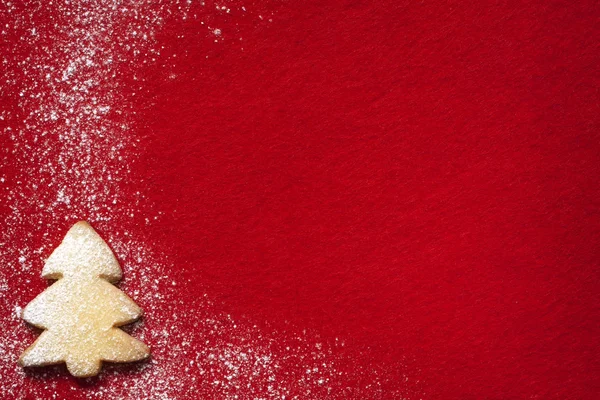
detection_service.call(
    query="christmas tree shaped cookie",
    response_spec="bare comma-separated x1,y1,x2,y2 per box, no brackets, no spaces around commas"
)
19,221,150,377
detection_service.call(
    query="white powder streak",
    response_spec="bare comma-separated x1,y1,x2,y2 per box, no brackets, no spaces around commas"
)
0,1,415,399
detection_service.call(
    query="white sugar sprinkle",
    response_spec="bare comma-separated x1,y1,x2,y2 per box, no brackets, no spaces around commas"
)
0,1,415,399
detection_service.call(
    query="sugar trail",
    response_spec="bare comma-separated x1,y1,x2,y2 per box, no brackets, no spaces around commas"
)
0,1,418,399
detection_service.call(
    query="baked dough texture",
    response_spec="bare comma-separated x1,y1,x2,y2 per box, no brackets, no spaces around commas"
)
19,221,150,377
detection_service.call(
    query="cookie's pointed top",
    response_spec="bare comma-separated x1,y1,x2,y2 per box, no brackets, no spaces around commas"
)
41,221,122,282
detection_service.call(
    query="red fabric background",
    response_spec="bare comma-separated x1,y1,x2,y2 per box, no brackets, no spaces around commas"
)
2,1,600,398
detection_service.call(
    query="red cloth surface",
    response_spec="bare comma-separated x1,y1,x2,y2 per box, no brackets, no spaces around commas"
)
1,1,599,399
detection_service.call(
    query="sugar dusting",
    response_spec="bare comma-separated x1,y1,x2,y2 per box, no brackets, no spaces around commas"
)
0,1,418,399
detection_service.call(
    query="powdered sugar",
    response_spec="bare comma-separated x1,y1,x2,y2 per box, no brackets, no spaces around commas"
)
0,1,417,399
1,0,159,268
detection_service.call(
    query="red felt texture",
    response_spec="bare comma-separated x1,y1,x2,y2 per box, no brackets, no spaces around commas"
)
1,0,599,399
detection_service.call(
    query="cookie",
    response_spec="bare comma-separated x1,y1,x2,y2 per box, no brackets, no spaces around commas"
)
19,221,150,377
